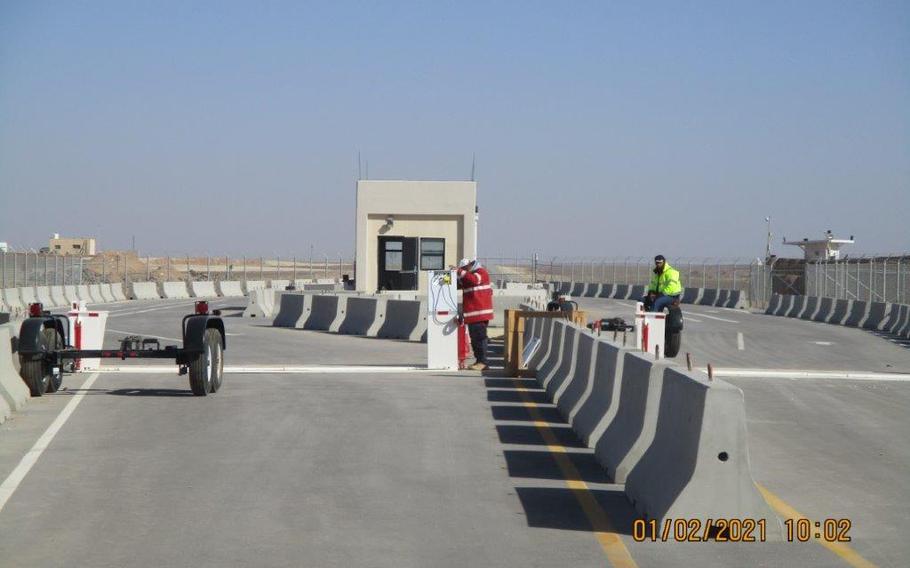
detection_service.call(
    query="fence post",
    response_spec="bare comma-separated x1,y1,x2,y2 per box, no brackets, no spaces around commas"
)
259,257,263,282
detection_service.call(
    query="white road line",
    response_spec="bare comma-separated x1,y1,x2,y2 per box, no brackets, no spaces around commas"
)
94,365,446,374
107,329,182,342
737,332,745,350
108,301,199,318
696,313,739,324
701,368,910,382
812,341,834,346
683,316,703,323
0,373,100,514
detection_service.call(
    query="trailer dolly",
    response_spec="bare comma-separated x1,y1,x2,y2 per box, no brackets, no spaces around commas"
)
17,301,226,397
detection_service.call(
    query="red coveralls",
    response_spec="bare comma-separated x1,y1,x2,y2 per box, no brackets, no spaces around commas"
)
458,265,493,365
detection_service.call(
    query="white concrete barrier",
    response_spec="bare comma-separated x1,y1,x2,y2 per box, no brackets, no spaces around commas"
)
544,325,581,401
35,286,55,307
377,300,427,341
97,284,115,303
554,331,597,421
242,288,276,318
244,280,266,294
218,281,244,298
162,281,190,299
270,279,290,290
20,287,38,307
536,321,568,391
624,368,782,538
63,285,79,304
87,284,105,303
1,289,23,313
190,281,218,298
594,353,674,483
76,285,93,303
526,318,555,370
110,283,128,301
304,295,348,332
0,324,29,412
131,282,160,300
50,286,67,307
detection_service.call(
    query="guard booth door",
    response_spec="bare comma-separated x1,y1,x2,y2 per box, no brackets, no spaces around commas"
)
378,236,418,291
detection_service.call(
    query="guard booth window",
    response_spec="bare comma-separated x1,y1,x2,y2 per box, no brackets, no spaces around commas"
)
420,238,445,270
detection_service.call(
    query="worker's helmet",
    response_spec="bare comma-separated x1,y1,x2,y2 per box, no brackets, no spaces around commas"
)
458,258,475,269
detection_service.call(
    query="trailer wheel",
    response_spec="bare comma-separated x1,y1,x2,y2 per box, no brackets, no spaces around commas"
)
189,328,222,396
664,329,681,358
19,328,54,397
44,328,64,393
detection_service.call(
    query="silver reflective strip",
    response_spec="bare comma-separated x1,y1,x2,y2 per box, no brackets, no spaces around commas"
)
464,308,494,317
463,284,492,292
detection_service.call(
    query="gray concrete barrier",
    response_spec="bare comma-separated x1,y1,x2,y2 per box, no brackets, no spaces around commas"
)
843,301,869,328
377,300,427,341
681,287,701,305
554,331,596,422
527,318,555,370
35,286,55,307
613,285,630,300
624,369,782,537
716,289,730,308
569,282,585,297
190,281,219,298
594,353,674,483
585,283,601,297
242,288,276,318
597,284,615,299
244,280,266,294
339,297,386,336
110,283,128,301
544,325,581,401
0,324,29,412
628,285,646,302
273,293,308,327
218,281,244,298
572,338,627,446
890,304,910,336
863,302,891,330
535,320,568,388
765,294,782,315
797,296,818,319
812,297,834,322
49,286,67,307
784,295,806,318
726,290,747,309
131,282,160,300
829,299,853,325
162,281,190,299
699,288,718,307
305,295,346,332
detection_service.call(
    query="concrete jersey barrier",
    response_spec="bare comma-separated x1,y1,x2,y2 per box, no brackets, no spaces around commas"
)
270,279,290,290
76,285,93,303
543,325,581,402
0,324,30,412
20,287,38,307
35,286,55,307
1,289,23,312
131,282,161,300
594,352,675,483
50,286,67,307
377,300,427,342
624,369,782,537
190,281,219,298
273,293,309,327
218,281,244,297
305,295,347,332
863,302,891,330
63,285,79,304
242,288,277,318
244,280,266,294
110,283,128,301
339,297,386,336
554,332,597,423
97,284,115,303
162,281,190,299
572,338,628,446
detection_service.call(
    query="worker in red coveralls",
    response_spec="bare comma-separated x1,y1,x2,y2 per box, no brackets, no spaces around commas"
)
456,258,494,371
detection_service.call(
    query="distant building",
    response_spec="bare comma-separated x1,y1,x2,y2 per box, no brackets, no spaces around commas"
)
782,231,854,261
354,180,477,293
0,242,8,253
49,233,96,255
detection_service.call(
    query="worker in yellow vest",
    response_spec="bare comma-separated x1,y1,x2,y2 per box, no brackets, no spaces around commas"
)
645,255,682,312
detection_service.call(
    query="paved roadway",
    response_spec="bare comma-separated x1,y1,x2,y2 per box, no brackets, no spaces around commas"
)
0,298,908,567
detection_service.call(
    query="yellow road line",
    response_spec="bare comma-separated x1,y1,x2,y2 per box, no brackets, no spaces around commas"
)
511,379,638,568
756,483,878,568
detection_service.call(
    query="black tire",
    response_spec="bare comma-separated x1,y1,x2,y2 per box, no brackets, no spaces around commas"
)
44,328,64,393
664,329,681,358
188,328,223,396
19,328,52,397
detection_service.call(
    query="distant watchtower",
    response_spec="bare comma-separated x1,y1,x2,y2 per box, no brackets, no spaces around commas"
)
782,231,854,261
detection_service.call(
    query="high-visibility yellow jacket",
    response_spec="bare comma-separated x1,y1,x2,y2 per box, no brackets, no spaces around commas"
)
648,264,683,296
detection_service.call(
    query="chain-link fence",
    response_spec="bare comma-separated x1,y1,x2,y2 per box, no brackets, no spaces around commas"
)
0,251,355,288
804,256,909,304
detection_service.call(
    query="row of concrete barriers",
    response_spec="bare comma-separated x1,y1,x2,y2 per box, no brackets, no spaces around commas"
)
551,281,748,309
765,294,910,339
0,283,131,317
271,292,428,342
0,323,31,426
520,316,782,535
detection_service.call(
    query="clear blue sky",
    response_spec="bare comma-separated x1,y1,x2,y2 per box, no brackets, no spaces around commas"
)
1,1,908,259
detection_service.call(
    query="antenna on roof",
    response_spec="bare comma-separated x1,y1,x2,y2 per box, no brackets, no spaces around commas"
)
357,151,362,180
471,153,476,181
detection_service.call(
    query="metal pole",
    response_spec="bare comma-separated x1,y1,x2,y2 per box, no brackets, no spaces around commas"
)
715,261,720,289
702,260,706,288
732,262,738,290
186,255,190,282
292,256,296,282
882,257,887,301
259,257,263,281
206,256,210,280
324,256,328,279
242,256,246,283
102,255,106,284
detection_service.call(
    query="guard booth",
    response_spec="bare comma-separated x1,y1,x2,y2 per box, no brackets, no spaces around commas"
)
355,180,478,293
